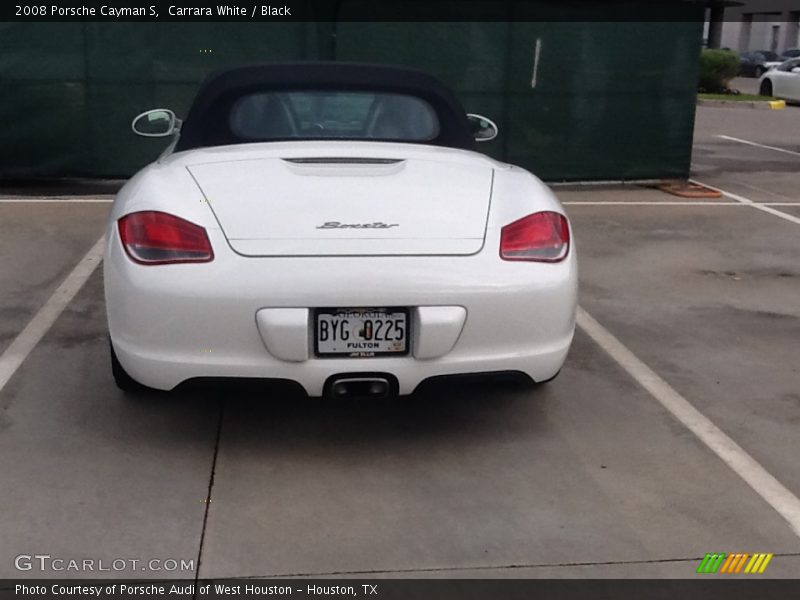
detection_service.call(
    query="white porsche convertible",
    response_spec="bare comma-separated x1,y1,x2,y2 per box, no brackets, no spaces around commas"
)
105,62,577,398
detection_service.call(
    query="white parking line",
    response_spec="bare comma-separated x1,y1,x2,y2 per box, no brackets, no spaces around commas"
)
689,179,800,226
0,236,106,394
717,134,800,158
576,306,800,538
722,178,795,202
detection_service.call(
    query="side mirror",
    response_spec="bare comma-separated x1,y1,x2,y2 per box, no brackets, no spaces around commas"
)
467,113,499,143
132,109,179,137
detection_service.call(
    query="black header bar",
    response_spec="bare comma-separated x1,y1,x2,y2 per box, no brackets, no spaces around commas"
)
2,0,715,23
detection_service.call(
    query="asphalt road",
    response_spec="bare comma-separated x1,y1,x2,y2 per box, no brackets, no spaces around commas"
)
0,104,799,580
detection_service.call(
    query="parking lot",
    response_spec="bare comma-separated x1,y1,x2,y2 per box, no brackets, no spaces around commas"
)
1,103,799,580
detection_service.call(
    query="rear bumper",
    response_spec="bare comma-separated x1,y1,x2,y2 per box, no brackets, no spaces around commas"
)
105,228,577,396
112,338,572,396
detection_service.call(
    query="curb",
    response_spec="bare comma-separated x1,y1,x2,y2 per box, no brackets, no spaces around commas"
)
697,98,786,110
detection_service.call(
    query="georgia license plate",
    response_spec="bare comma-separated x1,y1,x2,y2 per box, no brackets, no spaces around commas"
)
314,308,409,358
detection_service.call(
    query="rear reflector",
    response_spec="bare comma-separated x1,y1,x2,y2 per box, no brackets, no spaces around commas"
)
118,211,213,265
500,211,570,262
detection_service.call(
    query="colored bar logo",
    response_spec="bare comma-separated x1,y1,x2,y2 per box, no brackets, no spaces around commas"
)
696,552,773,574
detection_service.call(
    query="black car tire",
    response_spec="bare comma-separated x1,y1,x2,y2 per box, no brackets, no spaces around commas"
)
755,66,765,77
760,79,773,97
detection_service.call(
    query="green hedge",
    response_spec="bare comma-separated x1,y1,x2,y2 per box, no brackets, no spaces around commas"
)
698,49,740,93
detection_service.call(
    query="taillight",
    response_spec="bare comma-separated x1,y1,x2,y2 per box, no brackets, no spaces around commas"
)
118,211,214,265
500,211,570,262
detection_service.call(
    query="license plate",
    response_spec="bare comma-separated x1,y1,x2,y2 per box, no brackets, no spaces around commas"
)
314,308,409,358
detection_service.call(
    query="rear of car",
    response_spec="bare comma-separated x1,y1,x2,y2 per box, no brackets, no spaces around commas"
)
105,63,576,397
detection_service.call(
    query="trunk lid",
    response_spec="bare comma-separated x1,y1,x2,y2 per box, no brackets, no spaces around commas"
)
187,154,493,256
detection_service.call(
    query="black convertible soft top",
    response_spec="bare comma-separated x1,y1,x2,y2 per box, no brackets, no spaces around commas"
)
174,61,476,152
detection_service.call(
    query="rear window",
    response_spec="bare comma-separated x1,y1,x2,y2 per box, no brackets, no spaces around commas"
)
228,90,440,142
